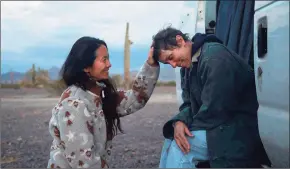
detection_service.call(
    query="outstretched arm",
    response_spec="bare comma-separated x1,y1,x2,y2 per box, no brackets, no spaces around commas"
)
116,46,160,117
116,61,160,117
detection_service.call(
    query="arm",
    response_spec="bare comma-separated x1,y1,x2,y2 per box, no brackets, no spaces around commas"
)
163,68,193,139
49,98,103,168
116,61,160,117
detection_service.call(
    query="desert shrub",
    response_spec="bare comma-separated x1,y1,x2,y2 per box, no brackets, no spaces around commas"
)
165,81,176,86
156,81,176,86
35,75,50,86
19,80,36,88
0,83,21,89
44,79,66,96
111,74,123,87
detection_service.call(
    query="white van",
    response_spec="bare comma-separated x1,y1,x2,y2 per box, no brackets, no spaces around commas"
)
175,1,289,167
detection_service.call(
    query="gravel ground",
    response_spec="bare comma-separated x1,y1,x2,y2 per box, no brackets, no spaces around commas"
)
1,87,179,168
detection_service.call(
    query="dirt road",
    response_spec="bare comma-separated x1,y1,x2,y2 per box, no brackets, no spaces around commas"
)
1,87,179,168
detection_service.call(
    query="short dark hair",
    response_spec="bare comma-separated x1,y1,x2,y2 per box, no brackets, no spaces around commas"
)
152,26,190,62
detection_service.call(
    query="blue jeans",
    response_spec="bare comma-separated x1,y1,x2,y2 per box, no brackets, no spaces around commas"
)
159,130,209,168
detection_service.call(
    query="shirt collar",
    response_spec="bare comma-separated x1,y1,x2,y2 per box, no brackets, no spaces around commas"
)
69,85,101,103
191,47,202,63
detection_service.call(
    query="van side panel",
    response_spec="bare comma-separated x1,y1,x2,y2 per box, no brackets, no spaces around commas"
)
254,1,289,167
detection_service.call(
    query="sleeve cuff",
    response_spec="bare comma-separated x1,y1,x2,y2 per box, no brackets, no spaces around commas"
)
163,119,176,139
163,119,186,139
140,61,160,79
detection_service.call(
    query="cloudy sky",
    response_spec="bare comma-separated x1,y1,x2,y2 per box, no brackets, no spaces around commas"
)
1,1,197,74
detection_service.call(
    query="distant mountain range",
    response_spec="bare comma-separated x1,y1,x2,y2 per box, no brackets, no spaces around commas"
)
1,65,176,83
1,66,63,83
48,66,62,80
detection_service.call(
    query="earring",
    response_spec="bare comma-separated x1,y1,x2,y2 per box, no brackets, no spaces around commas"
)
87,72,94,81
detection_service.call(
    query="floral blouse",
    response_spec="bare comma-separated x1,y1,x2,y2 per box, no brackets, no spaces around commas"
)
47,62,159,168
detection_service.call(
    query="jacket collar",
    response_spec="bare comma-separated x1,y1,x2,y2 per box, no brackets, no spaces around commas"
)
190,33,223,63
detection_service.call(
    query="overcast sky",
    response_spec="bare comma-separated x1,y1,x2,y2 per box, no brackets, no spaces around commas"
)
1,1,197,74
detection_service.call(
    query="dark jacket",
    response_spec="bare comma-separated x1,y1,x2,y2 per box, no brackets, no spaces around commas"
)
163,42,271,167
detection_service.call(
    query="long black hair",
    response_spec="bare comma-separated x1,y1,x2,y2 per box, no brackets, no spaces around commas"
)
60,36,123,139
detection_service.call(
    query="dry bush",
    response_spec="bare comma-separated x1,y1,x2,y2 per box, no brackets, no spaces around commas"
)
156,81,176,87
19,66,51,88
44,79,67,96
0,83,21,89
35,75,50,86
19,80,36,88
111,74,123,87
42,76,176,97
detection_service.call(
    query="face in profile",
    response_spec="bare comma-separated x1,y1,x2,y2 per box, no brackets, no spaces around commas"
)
157,35,192,68
84,45,112,80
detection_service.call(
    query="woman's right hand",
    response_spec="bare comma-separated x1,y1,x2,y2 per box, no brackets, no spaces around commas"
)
174,121,194,154
146,42,159,67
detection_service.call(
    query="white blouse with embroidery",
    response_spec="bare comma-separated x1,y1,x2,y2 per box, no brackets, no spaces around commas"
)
47,62,160,168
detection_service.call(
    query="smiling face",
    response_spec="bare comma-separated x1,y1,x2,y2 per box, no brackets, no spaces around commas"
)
157,35,192,68
84,45,111,80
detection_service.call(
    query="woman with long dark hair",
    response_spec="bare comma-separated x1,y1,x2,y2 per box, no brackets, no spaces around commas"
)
47,36,159,168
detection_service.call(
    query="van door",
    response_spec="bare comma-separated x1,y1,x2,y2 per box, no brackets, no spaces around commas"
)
254,1,289,167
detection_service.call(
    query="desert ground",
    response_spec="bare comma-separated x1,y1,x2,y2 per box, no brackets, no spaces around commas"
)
1,86,179,168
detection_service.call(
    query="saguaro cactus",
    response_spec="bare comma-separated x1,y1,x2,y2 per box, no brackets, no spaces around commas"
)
124,22,133,90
